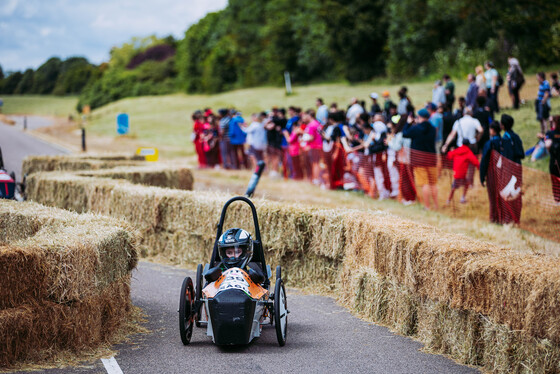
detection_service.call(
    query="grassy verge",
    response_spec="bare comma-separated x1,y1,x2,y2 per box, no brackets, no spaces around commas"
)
0,95,78,117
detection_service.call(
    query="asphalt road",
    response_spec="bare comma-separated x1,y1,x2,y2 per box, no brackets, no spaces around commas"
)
0,117,68,181
4,123,478,373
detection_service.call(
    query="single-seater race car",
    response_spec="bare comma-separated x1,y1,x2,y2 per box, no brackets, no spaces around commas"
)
178,196,288,346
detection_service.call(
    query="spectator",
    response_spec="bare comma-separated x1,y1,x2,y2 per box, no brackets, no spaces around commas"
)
322,111,346,189
329,102,338,113
202,113,221,168
442,107,483,153
453,97,466,119
484,61,500,115
465,74,478,110
369,93,382,115
432,80,446,107
473,95,492,153
446,143,480,204
242,113,268,170
389,115,416,205
316,98,329,125
382,91,393,119
443,74,455,109
229,111,248,169
475,65,486,97
397,87,411,116
265,109,284,178
536,72,551,134
192,111,207,168
403,108,438,210
507,57,524,109
218,109,234,169
346,97,364,126
480,122,514,224
302,109,323,184
283,119,304,180
544,115,560,204
500,113,524,224
426,102,443,152
551,73,560,96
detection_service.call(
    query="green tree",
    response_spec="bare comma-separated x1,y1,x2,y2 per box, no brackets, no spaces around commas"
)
14,69,34,94
0,72,23,94
31,57,62,94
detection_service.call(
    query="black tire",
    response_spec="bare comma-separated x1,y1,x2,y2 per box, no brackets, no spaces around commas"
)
195,264,204,328
179,276,194,345
274,278,287,346
276,265,281,280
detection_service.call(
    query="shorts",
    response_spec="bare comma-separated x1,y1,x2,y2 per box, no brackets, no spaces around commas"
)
267,145,282,158
248,146,264,161
413,166,438,186
536,100,550,121
452,178,468,189
307,148,322,164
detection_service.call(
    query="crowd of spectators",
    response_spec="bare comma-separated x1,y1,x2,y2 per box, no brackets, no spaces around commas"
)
191,60,560,221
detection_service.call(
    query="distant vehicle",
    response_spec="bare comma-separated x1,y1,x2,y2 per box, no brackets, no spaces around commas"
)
178,196,288,346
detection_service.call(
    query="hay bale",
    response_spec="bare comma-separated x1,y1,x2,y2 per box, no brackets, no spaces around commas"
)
76,165,193,190
0,277,131,367
0,199,138,367
21,154,145,176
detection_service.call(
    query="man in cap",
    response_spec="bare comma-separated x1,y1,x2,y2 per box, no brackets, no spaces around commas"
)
402,108,438,210
382,91,393,120
369,93,381,115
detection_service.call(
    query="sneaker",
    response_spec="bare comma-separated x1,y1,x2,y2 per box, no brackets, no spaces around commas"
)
446,200,451,205
402,200,414,206
460,197,467,204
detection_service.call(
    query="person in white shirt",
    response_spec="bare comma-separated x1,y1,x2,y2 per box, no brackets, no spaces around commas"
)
316,98,329,125
242,113,268,169
442,107,483,152
346,97,364,126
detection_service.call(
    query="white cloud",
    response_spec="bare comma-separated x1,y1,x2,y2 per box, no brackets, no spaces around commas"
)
0,0,20,17
0,0,228,71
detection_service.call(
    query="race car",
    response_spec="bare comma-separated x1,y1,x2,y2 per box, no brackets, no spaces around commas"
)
178,196,288,346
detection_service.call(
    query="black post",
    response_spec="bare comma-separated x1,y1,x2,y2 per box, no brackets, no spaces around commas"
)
81,128,86,152
23,116,27,131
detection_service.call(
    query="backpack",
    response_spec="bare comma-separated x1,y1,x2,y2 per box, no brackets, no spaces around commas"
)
497,72,504,87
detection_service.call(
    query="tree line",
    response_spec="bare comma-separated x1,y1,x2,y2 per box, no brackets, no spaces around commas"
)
1,0,559,110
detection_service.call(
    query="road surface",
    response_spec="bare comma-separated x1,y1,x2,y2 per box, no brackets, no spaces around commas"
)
0,116,67,181
3,123,478,373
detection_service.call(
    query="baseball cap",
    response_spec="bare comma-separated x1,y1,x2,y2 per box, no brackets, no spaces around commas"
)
370,92,379,99
417,108,430,119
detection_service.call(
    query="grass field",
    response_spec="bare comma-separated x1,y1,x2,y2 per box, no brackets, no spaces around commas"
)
1,95,78,117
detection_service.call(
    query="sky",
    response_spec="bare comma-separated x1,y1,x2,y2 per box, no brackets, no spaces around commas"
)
0,0,228,73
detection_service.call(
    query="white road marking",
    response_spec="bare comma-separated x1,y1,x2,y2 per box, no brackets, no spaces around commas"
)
101,356,124,374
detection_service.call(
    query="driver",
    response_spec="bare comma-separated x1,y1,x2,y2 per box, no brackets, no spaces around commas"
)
205,228,265,284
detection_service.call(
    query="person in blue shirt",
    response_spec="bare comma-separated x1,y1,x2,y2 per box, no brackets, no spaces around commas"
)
536,72,551,135
403,108,438,210
228,111,248,169
480,122,514,224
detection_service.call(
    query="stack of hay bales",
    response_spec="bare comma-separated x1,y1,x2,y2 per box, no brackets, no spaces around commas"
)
25,161,560,373
22,154,194,190
21,154,146,176
0,199,138,367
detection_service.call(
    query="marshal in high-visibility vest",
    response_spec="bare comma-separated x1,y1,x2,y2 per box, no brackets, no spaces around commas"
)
136,147,159,162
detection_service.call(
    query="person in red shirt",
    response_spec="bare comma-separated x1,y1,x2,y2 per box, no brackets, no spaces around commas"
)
446,144,480,204
192,111,207,168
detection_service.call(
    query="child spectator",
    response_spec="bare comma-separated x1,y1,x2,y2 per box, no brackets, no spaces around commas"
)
242,113,268,170
446,144,480,204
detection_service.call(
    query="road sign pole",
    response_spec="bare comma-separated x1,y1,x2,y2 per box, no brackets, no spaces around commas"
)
284,71,292,96
23,116,27,131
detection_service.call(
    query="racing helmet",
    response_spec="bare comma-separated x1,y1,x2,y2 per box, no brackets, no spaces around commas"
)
218,228,254,269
